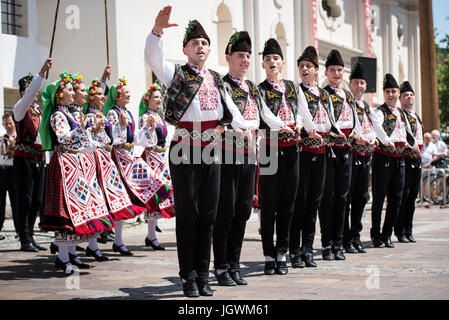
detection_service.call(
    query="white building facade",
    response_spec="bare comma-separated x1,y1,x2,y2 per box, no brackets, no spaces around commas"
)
0,0,420,134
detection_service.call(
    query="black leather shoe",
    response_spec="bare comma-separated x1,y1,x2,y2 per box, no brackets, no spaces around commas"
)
353,242,367,253
97,237,107,244
406,235,416,243
20,242,39,252
112,243,133,256
214,270,236,286
0,235,5,241
69,253,90,269
55,257,74,275
156,226,162,233
322,248,334,260
86,246,109,261
397,235,409,243
264,261,276,275
372,238,384,248
275,261,288,275
76,245,84,252
32,241,47,251
333,248,346,260
196,279,213,296
229,270,247,285
50,242,58,254
344,243,358,253
290,254,305,268
383,238,395,248
182,279,199,298
302,254,317,267
145,237,165,250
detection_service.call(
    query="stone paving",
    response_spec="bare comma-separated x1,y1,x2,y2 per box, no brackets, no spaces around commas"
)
0,204,449,300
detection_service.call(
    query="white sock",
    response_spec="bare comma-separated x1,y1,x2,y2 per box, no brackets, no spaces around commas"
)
114,220,128,251
276,254,286,262
265,256,275,262
88,239,102,256
147,220,159,245
57,243,73,273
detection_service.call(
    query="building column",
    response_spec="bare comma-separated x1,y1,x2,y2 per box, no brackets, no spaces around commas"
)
419,0,440,131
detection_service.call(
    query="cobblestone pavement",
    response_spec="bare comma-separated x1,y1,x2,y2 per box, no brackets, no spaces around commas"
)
0,204,448,300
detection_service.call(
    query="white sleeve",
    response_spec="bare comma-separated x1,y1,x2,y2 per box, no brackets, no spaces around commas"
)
13,73,43,121
144,31,176,88
296,86,317,133
260,98,284,130
371,107,391,145
224,92,249,131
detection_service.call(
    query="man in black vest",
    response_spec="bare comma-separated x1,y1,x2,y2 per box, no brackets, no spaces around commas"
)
370,74,415,248
213,31,289,285
394,81,422,243
13,58,52,252
290,46,342,268
145,6,248,297
319,50,359,261
258,39,319,275
343,62,389,254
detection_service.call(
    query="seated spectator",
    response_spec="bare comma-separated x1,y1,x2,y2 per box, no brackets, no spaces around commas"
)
431,130,448,159
422,132,438,169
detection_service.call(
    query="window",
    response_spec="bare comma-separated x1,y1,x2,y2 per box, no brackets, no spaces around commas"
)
216,3,233,67
2,0,27,36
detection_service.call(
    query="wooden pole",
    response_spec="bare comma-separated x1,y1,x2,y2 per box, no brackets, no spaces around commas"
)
419,0,440,131
104,0,110,79
47,0,61,79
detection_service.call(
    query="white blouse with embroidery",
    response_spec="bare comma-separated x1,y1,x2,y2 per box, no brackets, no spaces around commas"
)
50,105,94,152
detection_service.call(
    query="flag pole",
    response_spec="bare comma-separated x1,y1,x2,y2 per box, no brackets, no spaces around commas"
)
47,0,61,79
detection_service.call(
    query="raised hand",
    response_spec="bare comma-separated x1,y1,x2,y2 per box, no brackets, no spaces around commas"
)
39,58,53,77
154,6,179,34
101,65,112,82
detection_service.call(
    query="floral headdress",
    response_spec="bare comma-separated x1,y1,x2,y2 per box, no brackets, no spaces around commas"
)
39,72,72,150
82,79,103,114
116,77,127,99
103,77,128,116
56,72,73,105
71,73,83,92
139,83,162,117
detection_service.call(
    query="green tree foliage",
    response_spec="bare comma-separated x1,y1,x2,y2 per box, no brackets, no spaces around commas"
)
436,24,449,133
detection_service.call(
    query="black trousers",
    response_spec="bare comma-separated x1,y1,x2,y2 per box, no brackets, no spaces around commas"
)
213,162,255,270
0,166,18,232
259,144,299,259
13,156,46,245
289,150,326,255
343,153,371,245
169,142,220,282
394,158,421,238
318,147,353,249
370,153,405,240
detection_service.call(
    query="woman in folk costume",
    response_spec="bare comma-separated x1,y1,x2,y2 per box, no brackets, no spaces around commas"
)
103,77,168,256
138,83,175,251
83,79,145,256
40,72,114,274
